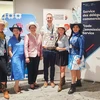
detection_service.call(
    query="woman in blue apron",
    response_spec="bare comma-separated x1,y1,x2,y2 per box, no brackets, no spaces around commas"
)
8,24,25,93
68,23,85,94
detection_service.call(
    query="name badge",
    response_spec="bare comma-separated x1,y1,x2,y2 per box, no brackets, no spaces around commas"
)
50,35,54,41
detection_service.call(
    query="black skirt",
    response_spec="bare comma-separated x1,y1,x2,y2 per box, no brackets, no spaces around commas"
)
56,50,68,66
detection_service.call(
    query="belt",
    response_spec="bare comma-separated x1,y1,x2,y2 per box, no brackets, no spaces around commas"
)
43,47,56,50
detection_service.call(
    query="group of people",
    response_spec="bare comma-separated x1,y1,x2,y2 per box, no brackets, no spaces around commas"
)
0,13,85,99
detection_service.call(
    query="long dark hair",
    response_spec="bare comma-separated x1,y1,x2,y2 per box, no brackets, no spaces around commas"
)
55,28,66,47
13,34,21,42
69,24,83,41
58,27,66,39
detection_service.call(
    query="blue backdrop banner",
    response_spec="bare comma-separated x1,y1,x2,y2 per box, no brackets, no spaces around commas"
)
2,13,37,80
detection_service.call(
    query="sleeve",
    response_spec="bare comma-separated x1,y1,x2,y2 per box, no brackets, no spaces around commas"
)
39,34,43,57
78,35,85,59
40,44,43,57
8,39,12,47
64,36,70,51
40,26,44,37
24,35,29,58
5,36,10,46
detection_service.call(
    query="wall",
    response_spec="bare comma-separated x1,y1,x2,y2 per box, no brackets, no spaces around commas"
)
14,0,100,27
0,1,13,18
14,0,100,81
14,0,68,27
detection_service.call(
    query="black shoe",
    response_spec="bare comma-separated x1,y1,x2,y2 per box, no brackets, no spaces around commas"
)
34,84,39,88
68,84,76,94
30,87,35,90
76,79,82,87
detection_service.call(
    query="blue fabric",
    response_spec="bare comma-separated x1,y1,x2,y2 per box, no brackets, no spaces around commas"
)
68,33,85,70
8,36,25,80
68,54,85,70
70,33,85,59
68,54,76,70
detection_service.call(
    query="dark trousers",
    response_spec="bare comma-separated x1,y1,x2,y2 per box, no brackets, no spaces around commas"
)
0,56,7,83
27,56,40,84
43,49,56,82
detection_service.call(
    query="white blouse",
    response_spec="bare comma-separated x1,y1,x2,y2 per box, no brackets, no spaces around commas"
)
57,35,69,52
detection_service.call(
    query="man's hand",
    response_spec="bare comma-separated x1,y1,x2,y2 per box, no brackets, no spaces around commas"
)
56,47,61,51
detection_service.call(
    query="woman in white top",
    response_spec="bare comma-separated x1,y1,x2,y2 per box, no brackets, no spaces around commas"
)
55,24,69,92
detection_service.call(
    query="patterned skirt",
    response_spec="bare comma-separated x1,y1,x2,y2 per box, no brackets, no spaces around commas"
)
68,54,85,70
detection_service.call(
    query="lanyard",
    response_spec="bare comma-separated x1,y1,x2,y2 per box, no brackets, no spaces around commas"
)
47,25,54,34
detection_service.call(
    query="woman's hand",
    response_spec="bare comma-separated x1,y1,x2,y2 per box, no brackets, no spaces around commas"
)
40,56,43,60
56,47,66,51
77,58,81,64
56,47,61,51
8,47,13,58
10,54,13,58
26,57,30,63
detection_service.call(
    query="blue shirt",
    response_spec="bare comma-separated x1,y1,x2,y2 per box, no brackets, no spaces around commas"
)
70,33,85,59
8,36,24,56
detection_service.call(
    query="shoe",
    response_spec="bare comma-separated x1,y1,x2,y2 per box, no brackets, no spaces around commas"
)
30,87,35,90
43,82,48,88
50,82,55,88
0,83,10,99
76,79,82,87
58,77,63,92
58,85,62,92
30,84,35,90
34,83,39,88
62,76,65,86
19,86,22,90
68,83,76,94
3,90,10,99
14,85,21,93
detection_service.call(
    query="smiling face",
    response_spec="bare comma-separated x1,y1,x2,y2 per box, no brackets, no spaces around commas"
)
0,24,5,32
46,13,53,24
72,25,80,33
13,28,20,37
29,25,37,33
58,27,65,36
